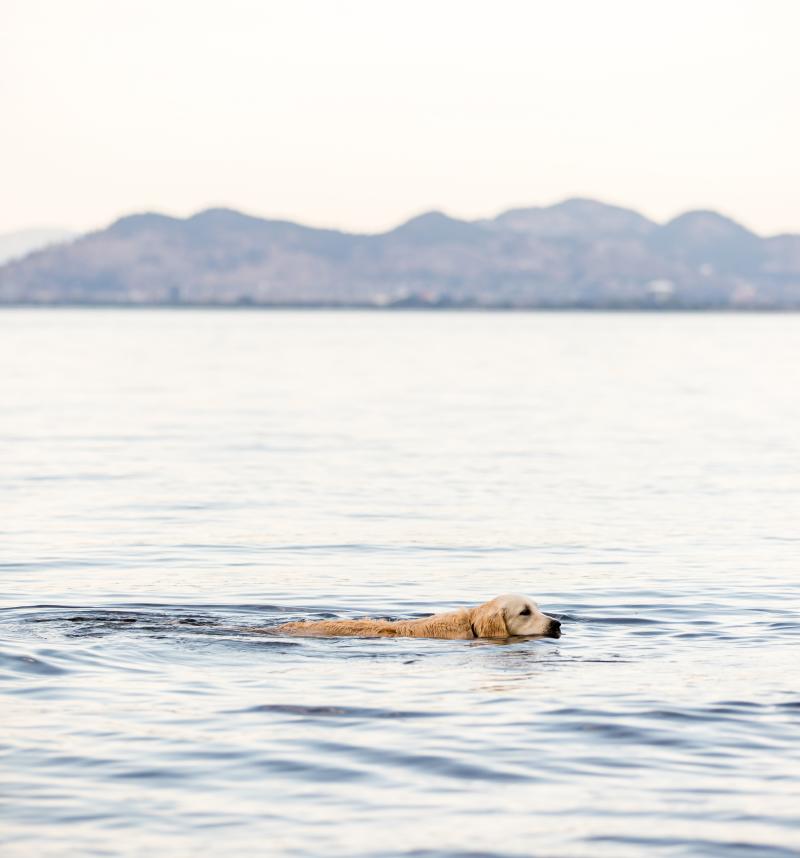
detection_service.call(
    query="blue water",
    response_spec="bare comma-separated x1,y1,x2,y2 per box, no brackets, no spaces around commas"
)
2,309,799,857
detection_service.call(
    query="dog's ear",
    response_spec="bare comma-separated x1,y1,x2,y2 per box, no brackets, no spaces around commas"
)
470,600,508,638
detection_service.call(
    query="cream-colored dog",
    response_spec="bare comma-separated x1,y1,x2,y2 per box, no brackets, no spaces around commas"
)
272,594,561,639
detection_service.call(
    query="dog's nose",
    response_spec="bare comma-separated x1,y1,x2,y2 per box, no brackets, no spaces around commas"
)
550,618,561,629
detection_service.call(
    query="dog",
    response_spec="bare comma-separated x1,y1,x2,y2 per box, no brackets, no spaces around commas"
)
271,594,561,639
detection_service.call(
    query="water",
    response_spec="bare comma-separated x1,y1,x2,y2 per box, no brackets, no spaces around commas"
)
2,309,799,857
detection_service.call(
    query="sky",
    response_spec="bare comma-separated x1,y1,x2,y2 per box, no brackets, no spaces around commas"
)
2,0,799,236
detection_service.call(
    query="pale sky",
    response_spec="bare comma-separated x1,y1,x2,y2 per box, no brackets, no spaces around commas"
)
2,0,799,236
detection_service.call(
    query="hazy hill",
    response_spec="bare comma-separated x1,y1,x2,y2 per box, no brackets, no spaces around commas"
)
1,200,799,308
0,228,75,265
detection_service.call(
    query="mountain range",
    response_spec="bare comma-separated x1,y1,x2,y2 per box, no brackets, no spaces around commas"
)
2,199,799,308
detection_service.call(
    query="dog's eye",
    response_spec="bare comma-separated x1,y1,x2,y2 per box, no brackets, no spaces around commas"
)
519,607,531,616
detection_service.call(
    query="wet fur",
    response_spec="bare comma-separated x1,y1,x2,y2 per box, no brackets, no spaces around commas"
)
271,595,559,640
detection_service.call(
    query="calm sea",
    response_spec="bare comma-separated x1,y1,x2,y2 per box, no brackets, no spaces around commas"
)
1,309,799,857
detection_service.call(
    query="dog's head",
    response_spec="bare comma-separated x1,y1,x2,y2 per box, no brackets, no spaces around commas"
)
470,594,561,638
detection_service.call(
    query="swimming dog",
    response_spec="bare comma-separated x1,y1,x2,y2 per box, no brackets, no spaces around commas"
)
272,594,561,639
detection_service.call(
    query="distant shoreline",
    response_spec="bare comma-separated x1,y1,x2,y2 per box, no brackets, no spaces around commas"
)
4,201,800,310
0,302,797,313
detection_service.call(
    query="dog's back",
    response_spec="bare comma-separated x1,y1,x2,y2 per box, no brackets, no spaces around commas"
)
274,608,474,639
274,618,400,637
